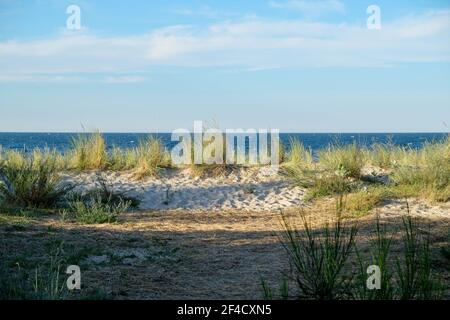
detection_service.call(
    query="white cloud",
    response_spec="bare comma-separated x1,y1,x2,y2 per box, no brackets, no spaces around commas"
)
104,76,147,83
171,6,232,19
268,0,345,15
0,10,449,82
0,74,86,83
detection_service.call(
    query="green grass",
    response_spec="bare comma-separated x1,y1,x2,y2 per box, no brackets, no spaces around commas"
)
355,215,394,300
132,137,171,179
286,138,314,167
79,173,140,208
396,214,442,300
343,186,388,217
391,136,450,202
318,142,365,179
284,135,450,207
0,150,71,208
0,240,67,300
68,131,108,171
63,195,130,224
279,207,358,299
109,147,138,171
264,202,444,300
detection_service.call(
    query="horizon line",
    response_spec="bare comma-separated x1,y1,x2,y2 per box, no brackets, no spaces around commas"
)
0,131,448,134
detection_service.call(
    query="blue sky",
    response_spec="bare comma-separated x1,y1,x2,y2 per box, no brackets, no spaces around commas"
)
0,0,449,132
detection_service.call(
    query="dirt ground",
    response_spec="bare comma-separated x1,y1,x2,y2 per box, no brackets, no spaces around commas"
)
1,199,449,299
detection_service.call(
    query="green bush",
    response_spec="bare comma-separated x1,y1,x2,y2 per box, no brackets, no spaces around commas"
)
0,151,71,208
64,195,130,224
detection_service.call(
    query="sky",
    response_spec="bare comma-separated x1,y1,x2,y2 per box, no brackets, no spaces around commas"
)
0,0,449,133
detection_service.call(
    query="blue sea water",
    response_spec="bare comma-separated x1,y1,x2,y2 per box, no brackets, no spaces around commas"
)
0,132,447,154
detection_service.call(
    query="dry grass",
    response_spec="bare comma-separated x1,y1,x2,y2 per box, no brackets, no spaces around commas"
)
132,137,171,179
68,131,108,171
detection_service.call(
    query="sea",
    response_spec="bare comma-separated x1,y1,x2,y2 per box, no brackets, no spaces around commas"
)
0,132,447,154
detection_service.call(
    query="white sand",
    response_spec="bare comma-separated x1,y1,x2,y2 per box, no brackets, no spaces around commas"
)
61,167,306,212
61,167,450,219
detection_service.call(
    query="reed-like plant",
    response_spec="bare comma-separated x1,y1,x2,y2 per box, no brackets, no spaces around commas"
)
355,215,394,299
280,208,358,299
396,214,442,300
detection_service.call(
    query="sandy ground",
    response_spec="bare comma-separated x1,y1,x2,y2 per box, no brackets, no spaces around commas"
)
1,199,449,299
2,167,449,299
61,167,306,212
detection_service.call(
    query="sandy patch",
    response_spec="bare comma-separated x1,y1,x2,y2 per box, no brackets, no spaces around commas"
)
61,167,306,212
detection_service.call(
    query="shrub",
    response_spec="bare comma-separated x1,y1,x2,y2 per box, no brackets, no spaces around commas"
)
64,195,130,224
0,151,71,208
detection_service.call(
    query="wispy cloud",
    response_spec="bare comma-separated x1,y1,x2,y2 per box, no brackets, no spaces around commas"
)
0,10,449,82
171,5,234,19
268,0,345,15
104,75,147,84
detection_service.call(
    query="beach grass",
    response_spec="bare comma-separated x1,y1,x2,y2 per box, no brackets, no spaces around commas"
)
68,131,108,171
132,137,171,179
284,134,450,207
0,131,448,212
0,149,71,208
318,142,365,179
62,195,130,224
262,202,443,300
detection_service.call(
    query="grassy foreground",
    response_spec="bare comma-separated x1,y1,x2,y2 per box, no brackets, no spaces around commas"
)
0,201,448,300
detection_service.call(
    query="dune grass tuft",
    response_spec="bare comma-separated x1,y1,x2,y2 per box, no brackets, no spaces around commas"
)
132,137,171,179
318,142,364,179
0,150,71,208
68,131,108,171
391,136,450,202
63,195,130,224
